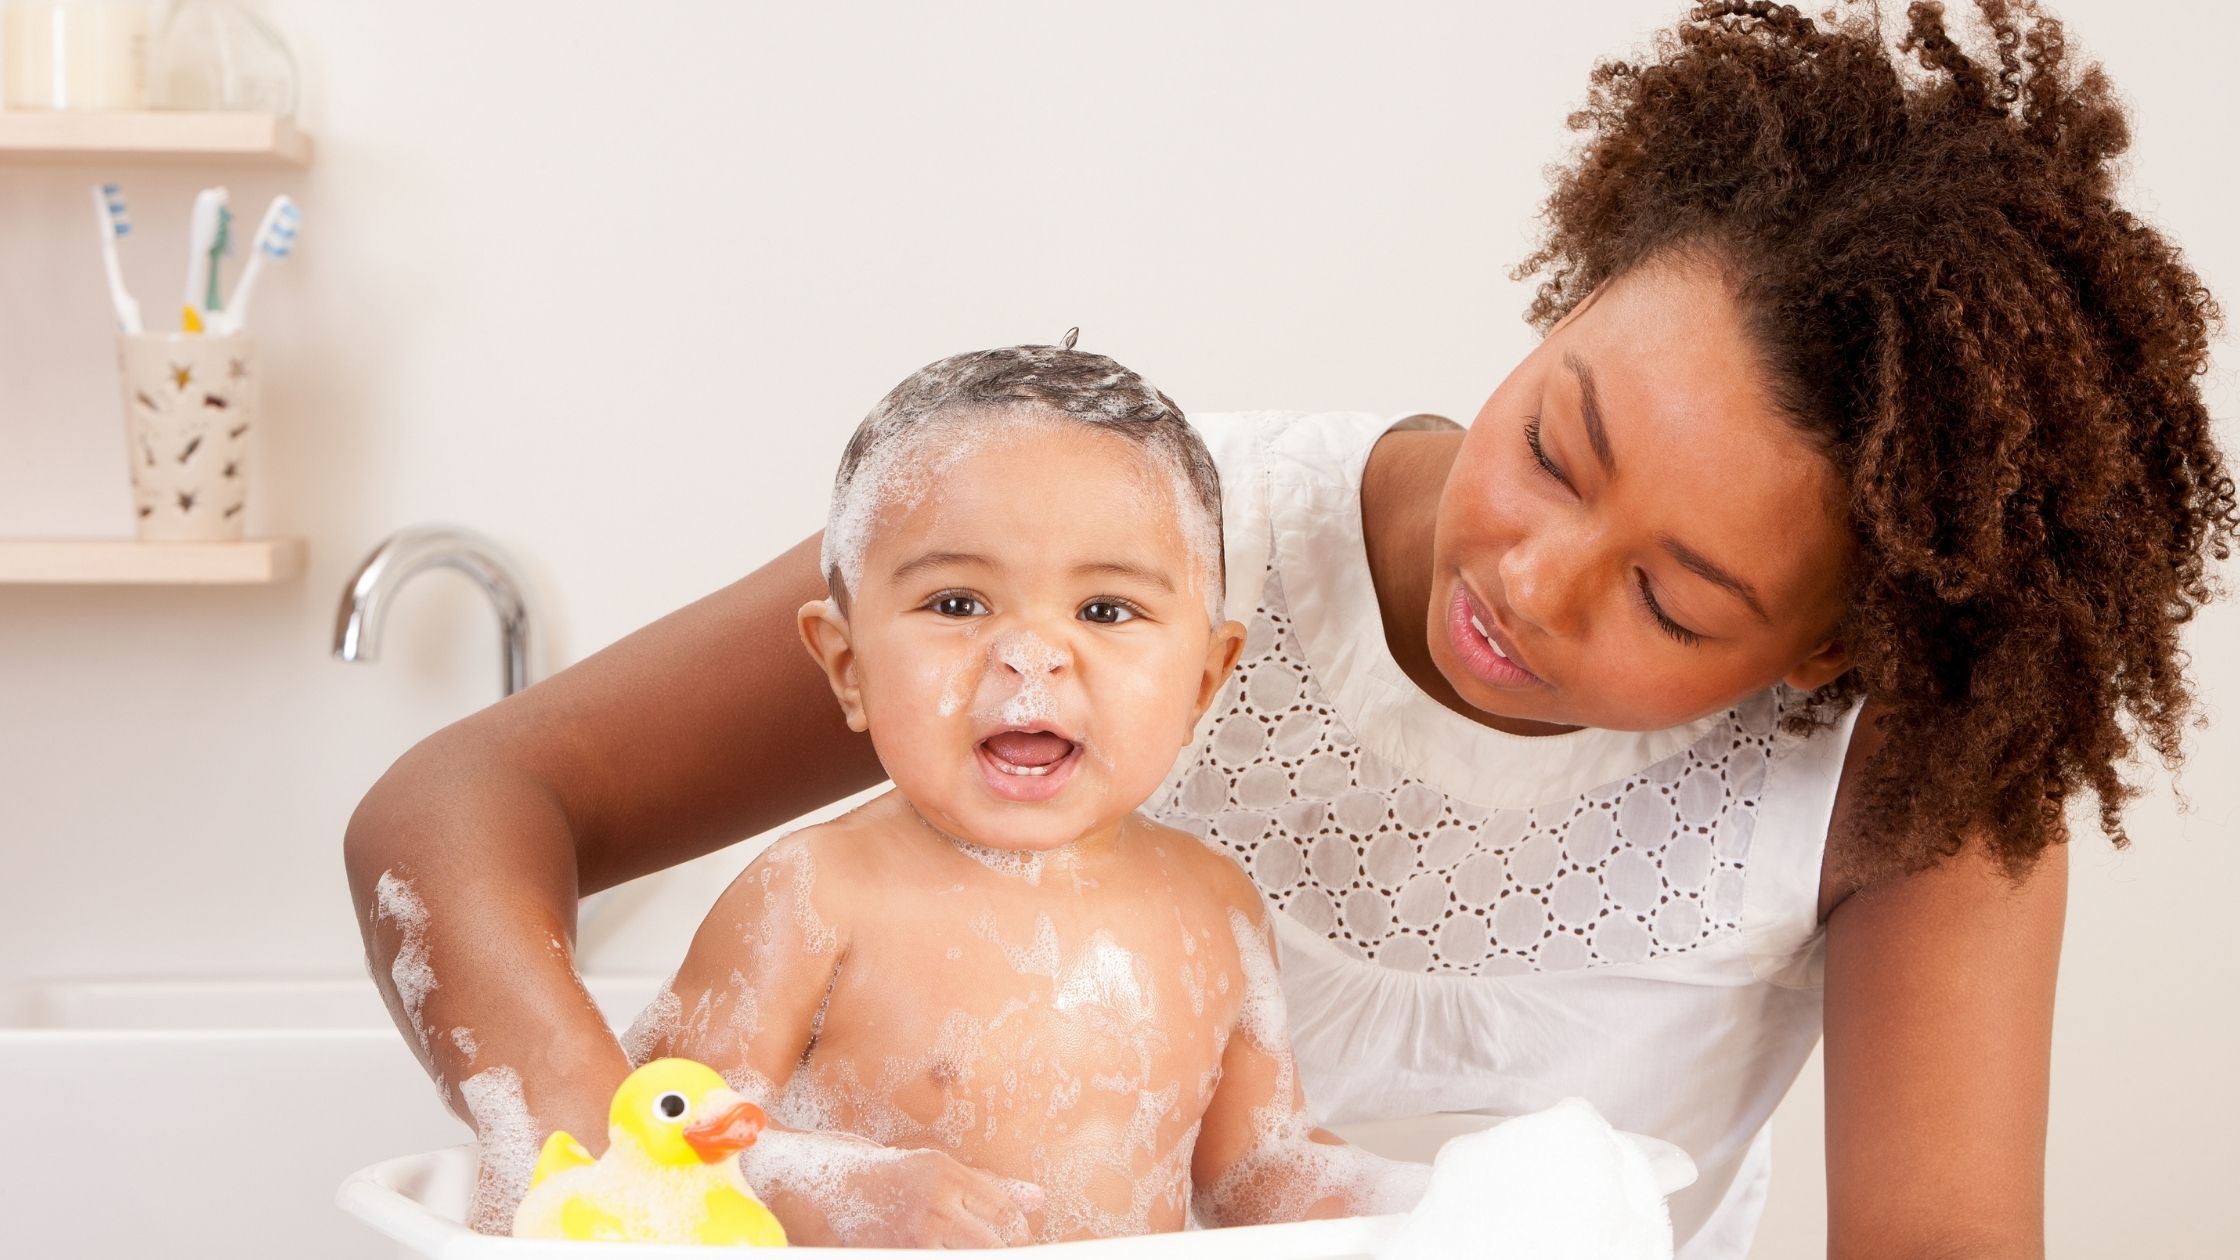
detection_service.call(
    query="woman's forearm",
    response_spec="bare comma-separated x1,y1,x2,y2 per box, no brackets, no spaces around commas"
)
344,729,630,1149
343,533,886,1155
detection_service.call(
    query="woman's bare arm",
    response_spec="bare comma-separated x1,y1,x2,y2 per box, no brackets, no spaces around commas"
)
1821,705,2068,1260
343,532,885,1152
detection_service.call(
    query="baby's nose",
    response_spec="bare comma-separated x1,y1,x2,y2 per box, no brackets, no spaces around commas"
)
993,630,1069,676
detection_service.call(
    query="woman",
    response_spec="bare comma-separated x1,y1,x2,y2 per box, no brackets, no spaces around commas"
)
346,3,2233,1255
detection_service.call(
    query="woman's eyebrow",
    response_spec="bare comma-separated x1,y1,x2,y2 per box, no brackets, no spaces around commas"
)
1564,350,1617,475
1565,350,1769,622
1658,534,1770,622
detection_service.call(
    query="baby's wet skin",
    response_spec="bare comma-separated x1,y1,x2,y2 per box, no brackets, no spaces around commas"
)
750,802,1255,1241
622,413,1423,1241
628,804,1424,1242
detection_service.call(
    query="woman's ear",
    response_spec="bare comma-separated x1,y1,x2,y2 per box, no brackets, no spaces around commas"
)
798,598,868,732
1783,636,1853,693
1193,619,1248,722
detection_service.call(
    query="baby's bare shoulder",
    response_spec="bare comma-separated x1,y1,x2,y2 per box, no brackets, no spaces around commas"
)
727,796,956,911
717,817,876,912
1139,817,1267,923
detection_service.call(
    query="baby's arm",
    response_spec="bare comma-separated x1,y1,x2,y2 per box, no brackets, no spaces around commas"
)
630,829,1040,1247
629,832,840,1097
1191,904,1430,1226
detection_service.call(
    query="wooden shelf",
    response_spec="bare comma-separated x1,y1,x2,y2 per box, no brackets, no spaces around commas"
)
0,111,310,165
0,537,305,585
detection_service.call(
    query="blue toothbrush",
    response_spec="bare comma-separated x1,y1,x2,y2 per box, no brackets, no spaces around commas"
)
212,196,300,335
92,183,143,334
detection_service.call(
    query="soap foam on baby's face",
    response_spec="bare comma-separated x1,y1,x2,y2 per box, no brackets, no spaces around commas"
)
833,421,1237,855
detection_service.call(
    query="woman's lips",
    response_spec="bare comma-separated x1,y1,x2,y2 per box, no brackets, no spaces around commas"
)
1447,584,1547,690
975,730,1082,802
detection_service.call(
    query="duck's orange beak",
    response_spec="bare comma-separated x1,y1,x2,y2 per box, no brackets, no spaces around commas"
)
684,1092,768,1163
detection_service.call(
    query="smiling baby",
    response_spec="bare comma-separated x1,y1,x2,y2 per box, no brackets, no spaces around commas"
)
623,341,1428,1245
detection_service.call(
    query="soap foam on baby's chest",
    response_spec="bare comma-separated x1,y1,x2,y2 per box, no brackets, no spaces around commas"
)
789,899,1242,1217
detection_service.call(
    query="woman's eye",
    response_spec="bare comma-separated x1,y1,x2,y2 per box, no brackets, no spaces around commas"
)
1634,572,1704,647
928,593,988,618
1524,416,1568,486
1079,600,1137,625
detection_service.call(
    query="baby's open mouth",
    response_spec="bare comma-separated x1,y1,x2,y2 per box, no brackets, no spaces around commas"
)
979,729,1079,777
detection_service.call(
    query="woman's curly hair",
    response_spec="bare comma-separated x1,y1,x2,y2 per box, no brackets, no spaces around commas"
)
1518,0,2236,882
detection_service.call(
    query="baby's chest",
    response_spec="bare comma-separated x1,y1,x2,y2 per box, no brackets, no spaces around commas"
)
801,911,1240,1148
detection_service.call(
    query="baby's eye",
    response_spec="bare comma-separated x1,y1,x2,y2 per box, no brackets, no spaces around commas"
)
1079,600,1137,625
928,593,988,618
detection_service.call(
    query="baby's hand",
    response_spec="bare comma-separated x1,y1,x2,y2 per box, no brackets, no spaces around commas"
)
747,1129,1044,1247
854,1148,1045,1247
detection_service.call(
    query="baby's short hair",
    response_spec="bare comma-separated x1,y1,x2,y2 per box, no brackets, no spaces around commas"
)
820,341,1225,621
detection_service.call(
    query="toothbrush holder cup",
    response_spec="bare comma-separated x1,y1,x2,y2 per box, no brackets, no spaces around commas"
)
117,332,261,542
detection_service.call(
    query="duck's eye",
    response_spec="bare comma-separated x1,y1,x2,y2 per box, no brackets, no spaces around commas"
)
655,1092,688,1121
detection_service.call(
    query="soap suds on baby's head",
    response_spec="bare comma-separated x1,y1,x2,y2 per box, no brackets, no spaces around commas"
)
819,342,1226,623
373,869,437,1053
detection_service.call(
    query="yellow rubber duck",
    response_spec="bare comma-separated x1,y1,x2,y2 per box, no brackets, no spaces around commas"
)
511,1057,788,1246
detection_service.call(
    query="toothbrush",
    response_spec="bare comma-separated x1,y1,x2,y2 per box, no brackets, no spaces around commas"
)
183,186,230,326
205,202,233,313
211,195,299,335
91,183,143,334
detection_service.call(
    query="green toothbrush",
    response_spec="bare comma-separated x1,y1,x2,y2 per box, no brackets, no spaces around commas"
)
203,203,232,313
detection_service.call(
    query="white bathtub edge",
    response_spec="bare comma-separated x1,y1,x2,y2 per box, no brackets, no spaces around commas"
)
340,1146,1405,1258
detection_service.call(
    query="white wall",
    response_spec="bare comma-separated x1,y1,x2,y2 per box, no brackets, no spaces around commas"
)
0,2,2231,1255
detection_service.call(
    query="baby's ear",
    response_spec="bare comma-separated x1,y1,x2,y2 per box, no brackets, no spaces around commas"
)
798,598,868,732
1193,619,1248,720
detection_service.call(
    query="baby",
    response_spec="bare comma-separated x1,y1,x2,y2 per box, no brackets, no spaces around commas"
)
624,342,1428,1245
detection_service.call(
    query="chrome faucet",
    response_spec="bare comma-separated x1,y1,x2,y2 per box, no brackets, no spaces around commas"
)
333,525,533,696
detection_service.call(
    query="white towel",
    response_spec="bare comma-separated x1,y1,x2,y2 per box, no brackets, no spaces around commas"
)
1377,1097,1673,1260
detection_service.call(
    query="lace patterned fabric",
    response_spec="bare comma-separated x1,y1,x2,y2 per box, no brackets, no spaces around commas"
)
1140,410,1858,1260
1149,569,1788,977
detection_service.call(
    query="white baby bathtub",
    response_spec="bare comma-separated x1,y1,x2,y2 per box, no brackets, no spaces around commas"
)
0,973,665,1260
339,1116,1697,1258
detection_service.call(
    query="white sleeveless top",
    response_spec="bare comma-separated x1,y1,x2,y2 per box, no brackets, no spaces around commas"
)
1142,411,1863,1260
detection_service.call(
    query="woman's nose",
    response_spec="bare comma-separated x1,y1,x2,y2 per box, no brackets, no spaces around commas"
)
1498,529,1590,639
